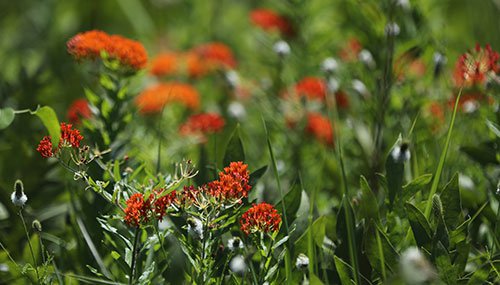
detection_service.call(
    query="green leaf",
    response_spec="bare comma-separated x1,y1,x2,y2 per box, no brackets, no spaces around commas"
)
405,202,432,248
467,266,490,285
249,165,268,187
452,240,470,273
0,107,15,130
275,183,302,224
358,175,379,222
435,242,458,284
33,106,60,147
486,119,500,138
400,174,433,203
223,125,245,167
364,221,399,274
334,255,353,285
309,273,324,285
439,173,462,230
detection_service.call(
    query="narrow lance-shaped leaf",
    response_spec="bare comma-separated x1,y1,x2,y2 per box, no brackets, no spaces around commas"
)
439,173,462,230
405,202,432,249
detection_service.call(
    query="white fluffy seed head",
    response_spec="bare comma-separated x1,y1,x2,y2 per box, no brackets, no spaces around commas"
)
229,255,247,276
400,247,436,284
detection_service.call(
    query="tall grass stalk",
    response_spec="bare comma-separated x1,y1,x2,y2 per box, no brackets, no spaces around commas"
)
262,117,293,283
19,209,40,284
424,89,462,218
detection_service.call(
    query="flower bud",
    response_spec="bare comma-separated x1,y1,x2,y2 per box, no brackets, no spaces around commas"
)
391,141,410,163
32,220,42,232
273,40,291,58
227,237,244,251
11,180,28,207
385,22,400,37
295,253,310,271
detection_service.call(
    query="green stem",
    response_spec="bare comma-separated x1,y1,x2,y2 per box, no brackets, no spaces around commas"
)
375,228,386,280
129,227,140,285
424,89,462,218
325,80,360,285
19,210,40,284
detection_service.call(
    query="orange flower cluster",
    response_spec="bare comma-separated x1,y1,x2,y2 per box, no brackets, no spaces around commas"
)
453,44,499,87
339,38,362,62
124,193,149,227
250,8,293,36
306,113,334,145
124,189,178,227
37,123,84,158
67,99,92,124
135,82,200,114
189,42,237,77
240,202,281,235
292,77,327,101
67,30,148,70
149,52,180,77
207,161,252,201
179,113,225,137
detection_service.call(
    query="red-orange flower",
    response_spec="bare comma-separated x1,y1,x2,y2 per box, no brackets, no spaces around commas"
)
179,113,225,137
293,77,326,101
36,122,84,158
453,44,499,87
124,193,150,227
67,99,91,124
135,82,200,114
339,38,362,62
152,189,177,221
250,9,293,36
150,52,180,77
207,162,251,201
37,136,53,158
67,30,148,70
306,113,334,145
240,202,281,235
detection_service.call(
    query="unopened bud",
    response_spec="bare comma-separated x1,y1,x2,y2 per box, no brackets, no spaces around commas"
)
32,220,42,232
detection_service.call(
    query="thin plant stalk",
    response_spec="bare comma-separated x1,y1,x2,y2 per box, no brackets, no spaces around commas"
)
129,227,140,285
262,117,293,282
325,82,361,284
424,88,462,218
19,210,40,284
375,227,387,281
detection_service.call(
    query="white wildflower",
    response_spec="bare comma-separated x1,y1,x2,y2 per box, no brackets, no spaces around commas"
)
391,142,411,163
227,237,244,251
400,247,436,284
321,57,339,73
385,22,400,36
187,217,203,239
358,49,375,69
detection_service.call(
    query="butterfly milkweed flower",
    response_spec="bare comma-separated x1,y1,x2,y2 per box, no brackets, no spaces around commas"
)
179,113,225,140
208,161,251,202
37,122,84,158
453,44,499,87
149,52,181,77
152,189,178,221
187,42,237,77
124,193,150,227
135,82,200,114
306,113,334,146
67,99,91,124
67,30,148,71
250,8,293,36
240,202,281,235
